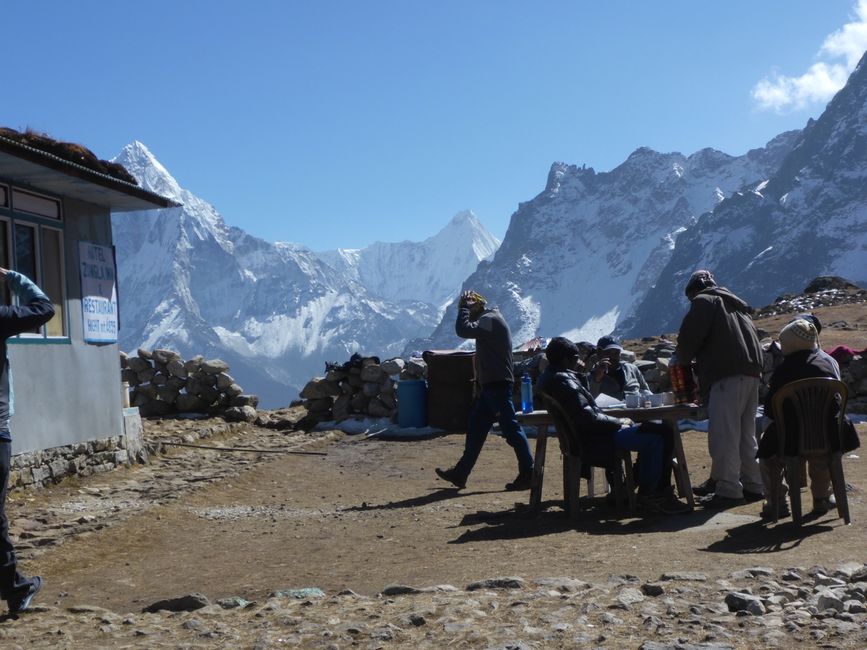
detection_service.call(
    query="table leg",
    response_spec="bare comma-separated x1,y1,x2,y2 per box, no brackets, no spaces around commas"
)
529,424,549,509
667,418,694,509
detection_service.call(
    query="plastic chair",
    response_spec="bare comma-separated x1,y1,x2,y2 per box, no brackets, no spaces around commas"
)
770,377,850,526
540,392,636,519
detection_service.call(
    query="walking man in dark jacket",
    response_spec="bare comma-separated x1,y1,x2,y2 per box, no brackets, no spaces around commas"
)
435,290,534,491
0,268,55,613
675,270,764,509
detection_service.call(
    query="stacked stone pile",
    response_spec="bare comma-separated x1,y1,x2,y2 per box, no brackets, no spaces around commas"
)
121,349,259,422
300,355,427,423
636,339,677,393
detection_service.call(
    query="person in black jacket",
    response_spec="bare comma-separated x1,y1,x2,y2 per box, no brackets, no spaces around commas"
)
536,337,688,514
0,268,55,613
757,319,858,518
435,291,534,491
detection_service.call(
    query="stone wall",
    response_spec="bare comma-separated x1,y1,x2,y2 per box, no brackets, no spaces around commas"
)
300,356,427,424
121,349,259,422
9,407,146,491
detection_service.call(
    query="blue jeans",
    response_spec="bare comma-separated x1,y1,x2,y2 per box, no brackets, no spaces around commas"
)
455,382,534,479
614,425,663,494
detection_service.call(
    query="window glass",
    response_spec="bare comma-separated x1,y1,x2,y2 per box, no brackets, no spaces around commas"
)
14,223,37,282
41,228,66,337
13,223,40,335
0,221,9,305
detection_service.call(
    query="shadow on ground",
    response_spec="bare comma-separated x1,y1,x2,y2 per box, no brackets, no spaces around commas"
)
343,487,501,512
446,498,725,544
701,511,840,554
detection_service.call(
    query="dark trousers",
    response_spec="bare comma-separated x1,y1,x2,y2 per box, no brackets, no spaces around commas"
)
0,441,28,601
455,381,534,479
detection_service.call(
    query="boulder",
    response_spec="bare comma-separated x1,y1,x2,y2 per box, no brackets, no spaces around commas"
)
381,358,405,376
152,348,181,365
201,358,230,374
224,406,257,423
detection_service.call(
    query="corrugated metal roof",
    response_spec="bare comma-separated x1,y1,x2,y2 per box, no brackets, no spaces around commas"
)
0,135,179,212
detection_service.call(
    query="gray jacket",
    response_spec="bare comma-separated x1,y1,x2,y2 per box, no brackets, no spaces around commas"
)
589,362,649,400
455,306,515,385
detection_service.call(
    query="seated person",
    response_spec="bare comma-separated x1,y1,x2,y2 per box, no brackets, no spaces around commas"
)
537,337,688,514
589,335,650,400
757,319,859,519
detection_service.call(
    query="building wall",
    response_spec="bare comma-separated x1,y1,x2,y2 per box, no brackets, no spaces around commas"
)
10,196,123,454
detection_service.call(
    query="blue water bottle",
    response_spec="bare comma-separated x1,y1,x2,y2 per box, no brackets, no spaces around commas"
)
521,372,534,413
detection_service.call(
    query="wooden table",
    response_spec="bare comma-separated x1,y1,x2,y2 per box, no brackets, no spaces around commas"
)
518,403,707,512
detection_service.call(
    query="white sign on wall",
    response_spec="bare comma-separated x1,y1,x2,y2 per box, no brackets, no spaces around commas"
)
79,241,118,344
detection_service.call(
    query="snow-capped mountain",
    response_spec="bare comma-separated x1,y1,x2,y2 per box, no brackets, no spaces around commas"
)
111,143,496,407
318,210,499,309
416,131,801,352
622,50,867,336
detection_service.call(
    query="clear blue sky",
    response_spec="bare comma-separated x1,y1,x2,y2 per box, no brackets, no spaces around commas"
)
2,1,863,250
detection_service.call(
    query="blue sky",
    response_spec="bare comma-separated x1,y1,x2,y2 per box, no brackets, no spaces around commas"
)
3,1,865,250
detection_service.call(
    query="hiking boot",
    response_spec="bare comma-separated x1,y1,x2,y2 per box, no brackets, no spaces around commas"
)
812,494,837,515
505,470,533,491
760,501,791,520
700,493,745,510
435,467,466,489
743,489,764,504
7,576,42,614
639,492,691,515
692,477,716,497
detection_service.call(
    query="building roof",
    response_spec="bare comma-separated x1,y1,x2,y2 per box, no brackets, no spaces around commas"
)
0,133,178,212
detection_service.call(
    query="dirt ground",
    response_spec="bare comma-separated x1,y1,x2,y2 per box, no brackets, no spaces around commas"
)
13,418,866,616
7,298,867,619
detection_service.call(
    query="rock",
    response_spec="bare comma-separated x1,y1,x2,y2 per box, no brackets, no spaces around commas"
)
216,596,253,609
835,562,865,580
533,577,590,593
270,587,325,599
152,348,181,365
466,577,526,591
804,276,861,293
381,584,422,596
362,382,380,398
300,378,338,399
725,591,767,615
142,593,210,613
814,573,846,587
381,358,405,375
659,572,707,582
138,400,174,418
176,394,208,413
224,406,257,423
360,364,384,382
731,567,774,580
201,359,230,374
367,398,392,418
641,583,665,597
230,394,259,408
617,587,646,606
816,590,845,612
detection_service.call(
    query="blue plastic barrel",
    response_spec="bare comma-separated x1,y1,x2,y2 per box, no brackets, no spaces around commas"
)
397,380,428,427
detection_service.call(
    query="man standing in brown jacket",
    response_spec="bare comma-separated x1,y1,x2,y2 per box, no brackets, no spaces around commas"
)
675,270,764,509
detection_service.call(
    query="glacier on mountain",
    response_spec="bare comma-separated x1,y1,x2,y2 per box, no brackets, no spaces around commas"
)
111,143,498,407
